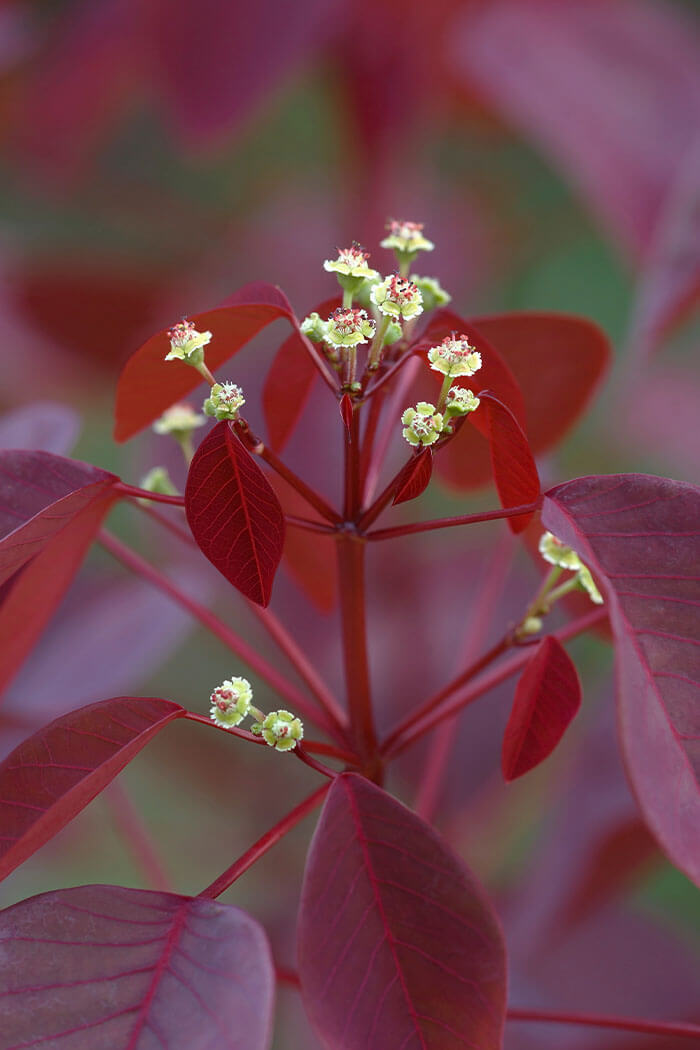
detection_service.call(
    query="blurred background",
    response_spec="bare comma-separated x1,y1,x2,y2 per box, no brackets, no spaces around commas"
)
0,1,699,1047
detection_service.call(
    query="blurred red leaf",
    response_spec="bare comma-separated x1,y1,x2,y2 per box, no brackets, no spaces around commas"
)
0,884,274,1048
453,0,700,257
0,451,119,692
263,295,340,454
0,697,184,881
469,391,541,533
392,449,433,506
271,475,337,613
298,772,507,1050
185,421,285,606
543,473,700,886
502,635,582,781
471,312,610,456
0,402,80,455
115,282,306,442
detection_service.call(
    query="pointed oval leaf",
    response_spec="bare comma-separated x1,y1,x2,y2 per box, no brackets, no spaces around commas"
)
543,473,700,886
502,635,582,781
392,449,433,506
298,773,507,1050
185,421,285,606
0,697,184,882
470,391,541,532
115,282,308,442
263,295,341,453
471,312,610,455
0,884,274,1049
339,392,354,431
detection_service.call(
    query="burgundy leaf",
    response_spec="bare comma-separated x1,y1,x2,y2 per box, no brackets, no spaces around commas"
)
392,449,433,506
271,475,337,613
0,697,184,881
453,0,700,256
339,393,353,431
263,295,340,453
470,392,541,533
471,313,610,459
0,884,274,1049
115,282,306,442
502,635,582,781
185,421,285,606
543,473,700,886
0,450,119,692
298,773,507,1050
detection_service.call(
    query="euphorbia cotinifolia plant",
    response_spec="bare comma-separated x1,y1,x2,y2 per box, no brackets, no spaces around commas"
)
0,221,698,1048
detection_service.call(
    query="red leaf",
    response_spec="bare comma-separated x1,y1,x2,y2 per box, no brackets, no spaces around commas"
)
271,475,337,613
115,282,304,442
0,884,274,1049
502,635,582,781
339,393,354,431
471,392,540,532
185,421,285,606
298,773,507,1050
0,402,80,456
392,449,433,506
0,698,184,881
0,451,119,692
543,473,700,886
471,312,610,457
263,295,340,453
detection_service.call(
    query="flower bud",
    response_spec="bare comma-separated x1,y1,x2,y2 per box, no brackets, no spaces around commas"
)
300,312,327,343
428,333,482,378
139,466,178,496
209,677,253,728
165,320,212,365
409,275,451,311
153,403,206,438
250,709,304,751
370,274,424,321
203,382,246,421
444,386,480,419
401,402,444,447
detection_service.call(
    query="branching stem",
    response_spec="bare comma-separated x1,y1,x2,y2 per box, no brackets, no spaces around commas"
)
507,1008,700,1040
366,499,542,541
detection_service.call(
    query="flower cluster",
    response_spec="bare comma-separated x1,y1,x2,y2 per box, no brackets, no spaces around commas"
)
539,531,604,604
428,334,482,378
381,219,434,256
251,710,304,752
165,320,212,363
209,677,304,751
370,274,423,321
210,677,253,728
325,307,376,350
401,402,444,447
203,382,246,421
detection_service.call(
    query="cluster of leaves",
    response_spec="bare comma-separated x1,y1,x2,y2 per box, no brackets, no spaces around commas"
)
0,250,698,1050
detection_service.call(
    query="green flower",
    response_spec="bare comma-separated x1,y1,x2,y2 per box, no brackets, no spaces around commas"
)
410,275,451,311
381,219,434,256
300,312,327,343
203,382,246,421
165,320,212,364
428,333,482,378
251,710,304,751
401,402,444,447
210,677,253,728
323,243,378,282
370,274,424,321
538,532,604,605
153,403,206,437
324,307,376,350
444,386,480,419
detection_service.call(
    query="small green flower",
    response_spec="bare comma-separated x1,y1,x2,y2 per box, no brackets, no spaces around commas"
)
165,320,212,364
203,382,246,421
251,709,304,751
409,275,451,311
538,532,603,605
370,274,424,321
210,677,253,728
381,219,434,256
300,312,327,343
444,386,480,419
428,333,482,378
139,466,178,496
153,403,206,438
323,243,378,282
401,402,444,447
324,307,376,350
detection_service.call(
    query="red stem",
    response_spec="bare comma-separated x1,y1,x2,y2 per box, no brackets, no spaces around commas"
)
105,781,171,891
131,500,194,546
199,783,330,898
99,530,341,740
184,711,267,746
336,532,378,769
276,967,301,988
358,451,417,532
362,344,422,401
293,745,337,779
362,355,421,504
507,1008,700,1040
285,515,338,535
115,482,185,506
383,607,607,757
366,499,542,542
184,712,351,762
